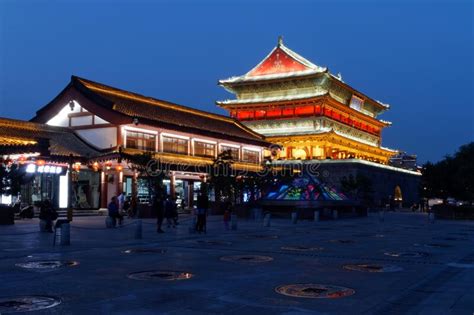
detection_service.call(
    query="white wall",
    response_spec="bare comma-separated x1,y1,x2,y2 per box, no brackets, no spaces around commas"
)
76,127,117,149
47,102,82,126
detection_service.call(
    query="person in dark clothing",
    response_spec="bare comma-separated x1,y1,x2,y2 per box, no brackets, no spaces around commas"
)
172,197,179,226
123,196,132,218
164,196,176,228
196,193,209,233
39,199,58,232
154,195,165,233
108,196,123,226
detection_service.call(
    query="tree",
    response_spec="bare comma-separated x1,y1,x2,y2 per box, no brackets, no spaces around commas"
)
421,142,474,201
209,150,236,203
122,151,165,208
0,159,24,202
340,173,374,205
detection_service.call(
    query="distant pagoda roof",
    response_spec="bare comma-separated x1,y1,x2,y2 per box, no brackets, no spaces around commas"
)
31,76,270,147
219,36,327,85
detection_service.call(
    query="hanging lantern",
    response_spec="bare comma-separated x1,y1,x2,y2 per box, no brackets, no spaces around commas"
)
105,161,112,170
72,162,81,172
116,165,123,172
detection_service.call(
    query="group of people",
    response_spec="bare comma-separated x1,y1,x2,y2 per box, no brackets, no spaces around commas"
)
107,190,235,233
155,195,179,233
107,192,135,226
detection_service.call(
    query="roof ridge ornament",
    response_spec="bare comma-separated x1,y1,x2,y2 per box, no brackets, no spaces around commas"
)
277,35,283,47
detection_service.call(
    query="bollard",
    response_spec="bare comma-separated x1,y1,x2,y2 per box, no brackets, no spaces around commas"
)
263,213,271,227
379,210,385,223
429,212,435,224
332,209,338,220
134,220,143,239
231,214,238,230
253,208,262,222
291,211,298,224
314,210,320,222
39,220,47,232
60,223,70,246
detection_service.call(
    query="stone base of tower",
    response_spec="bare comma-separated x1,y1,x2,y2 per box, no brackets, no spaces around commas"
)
273,159,421,208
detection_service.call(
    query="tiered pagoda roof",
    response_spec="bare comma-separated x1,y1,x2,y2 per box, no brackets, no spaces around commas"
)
217,37,390,114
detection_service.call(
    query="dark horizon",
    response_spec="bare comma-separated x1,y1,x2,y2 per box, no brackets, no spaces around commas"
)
1,0,472,163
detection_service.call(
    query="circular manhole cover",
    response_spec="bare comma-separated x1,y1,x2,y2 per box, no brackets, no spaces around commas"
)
275,284,355,299
448,232,469,236
220,255,274,263
414,243,452,249
244,235,279,240
122,248,167,254
15,260,79,270
433,237,468,241
329,239,355,244
343,264,403,273
195,240,232,246
384,251,429,258
447,262,474,269
127,270,193,281
0,296,61,313
281,246,323,252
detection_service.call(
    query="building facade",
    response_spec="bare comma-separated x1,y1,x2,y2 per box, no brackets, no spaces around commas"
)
29,76,270,209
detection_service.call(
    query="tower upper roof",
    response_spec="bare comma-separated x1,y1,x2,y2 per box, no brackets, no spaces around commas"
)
219,37,327,84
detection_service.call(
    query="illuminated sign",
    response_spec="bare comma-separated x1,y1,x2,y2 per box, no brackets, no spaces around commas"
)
25,164,64,174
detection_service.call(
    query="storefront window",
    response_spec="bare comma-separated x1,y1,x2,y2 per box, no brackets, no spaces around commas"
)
162,136,188,154
125,130,156,151
71,170,100,209
20,173,59,207
220,145,239,160
242,149,260,163
194,141,215,157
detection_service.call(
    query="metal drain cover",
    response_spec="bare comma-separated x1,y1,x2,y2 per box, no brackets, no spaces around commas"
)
353,233,385,238
220,255,274,263
275,284,355,299
433,237,468,241
329,239,355,244
122,248,167,254
15,260,79,270
447,262,474,269
384,251,429,258
281,246,323,252
244,235,279,240
343,264,403,273
0,296,61,313
414,243,452,248
195,240,232,246
127,270,193,281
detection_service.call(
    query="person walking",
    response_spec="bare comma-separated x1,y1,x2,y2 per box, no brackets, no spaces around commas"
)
39,199,57,232
154,195,165,233
223,208,231,230
196,192,209,233
107,196,123,226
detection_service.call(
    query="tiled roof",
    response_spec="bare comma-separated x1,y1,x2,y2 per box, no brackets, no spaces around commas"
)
71,76,269,146
0,117,100,157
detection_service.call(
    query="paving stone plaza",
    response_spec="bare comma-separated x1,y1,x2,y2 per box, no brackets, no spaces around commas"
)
0,212,473,314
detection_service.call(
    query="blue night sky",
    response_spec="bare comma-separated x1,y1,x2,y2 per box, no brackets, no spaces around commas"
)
0,0,472,163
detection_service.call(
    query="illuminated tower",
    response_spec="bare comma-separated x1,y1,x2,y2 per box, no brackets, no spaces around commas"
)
217,37,396,164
